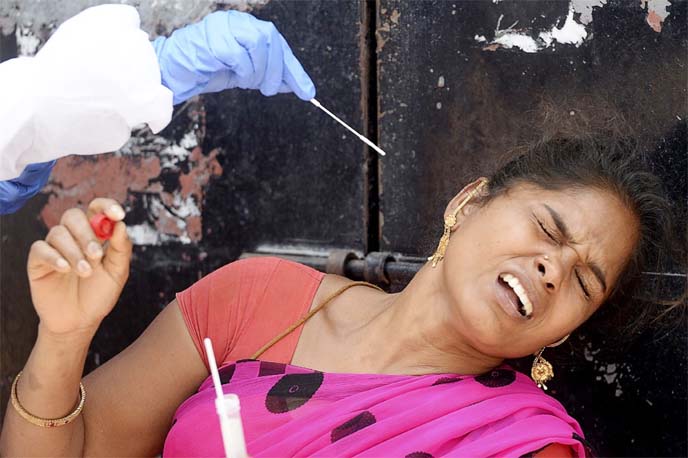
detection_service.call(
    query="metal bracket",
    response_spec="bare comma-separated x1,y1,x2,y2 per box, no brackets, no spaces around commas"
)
241,247,424,288
363,251,396,284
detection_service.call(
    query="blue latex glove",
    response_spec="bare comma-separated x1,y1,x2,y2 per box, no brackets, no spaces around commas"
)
0,161,56,215
152,10,316,105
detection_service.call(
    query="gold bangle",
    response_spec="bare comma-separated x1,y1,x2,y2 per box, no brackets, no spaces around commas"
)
10,371,86,428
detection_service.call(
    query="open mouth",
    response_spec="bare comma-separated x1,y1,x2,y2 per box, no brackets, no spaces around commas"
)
498,273,533,318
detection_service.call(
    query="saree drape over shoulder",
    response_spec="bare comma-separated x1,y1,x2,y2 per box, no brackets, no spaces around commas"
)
164,257,590,457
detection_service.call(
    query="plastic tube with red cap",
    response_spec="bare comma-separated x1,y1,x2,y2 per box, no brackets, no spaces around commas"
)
89,213,115,240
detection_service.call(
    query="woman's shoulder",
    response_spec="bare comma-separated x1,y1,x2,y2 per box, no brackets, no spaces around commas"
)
176,256,328,368
207,256,325,286
176,256,326,332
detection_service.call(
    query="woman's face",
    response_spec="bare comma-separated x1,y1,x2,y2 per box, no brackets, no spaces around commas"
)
441,182,639,358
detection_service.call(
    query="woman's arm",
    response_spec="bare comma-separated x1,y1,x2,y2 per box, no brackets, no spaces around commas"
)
1,302,205,457
0,326,92,456
0,198,207,456
81,300,207,456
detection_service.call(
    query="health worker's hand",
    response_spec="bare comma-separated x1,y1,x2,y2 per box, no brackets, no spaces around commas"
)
27,198,132,338
152,10,316,105
0,161,55,215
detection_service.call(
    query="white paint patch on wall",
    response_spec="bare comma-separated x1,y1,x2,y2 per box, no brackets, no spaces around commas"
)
641,0,671,20
481,3,589,53
492,32,540,53
540,5,588,47
117,128,204,245
641,0,671,32
180,131,198,149
570,0,607,25
15,25,40,56
126,223,161,245
476,0,668,53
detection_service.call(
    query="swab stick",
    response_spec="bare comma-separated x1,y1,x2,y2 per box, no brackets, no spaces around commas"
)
310,98,387,156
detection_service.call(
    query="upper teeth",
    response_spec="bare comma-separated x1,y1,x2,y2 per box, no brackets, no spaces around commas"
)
500,273,534,317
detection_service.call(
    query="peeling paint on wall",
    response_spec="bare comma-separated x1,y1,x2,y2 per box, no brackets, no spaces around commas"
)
570,0,608,25
39,104,223,246
1,2,242,246
476,0,671,54
539,6,588,47
376,7,401,54
641,0,671,32
482,4,588,53
15,26,40,56
0,0,269,38
584,339,633,398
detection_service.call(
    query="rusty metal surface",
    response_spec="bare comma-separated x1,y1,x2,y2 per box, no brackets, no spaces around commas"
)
0,0,686,456
377,0,687,456
0,0,369,423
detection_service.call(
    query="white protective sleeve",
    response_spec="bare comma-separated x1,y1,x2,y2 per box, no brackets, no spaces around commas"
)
0,4,173,180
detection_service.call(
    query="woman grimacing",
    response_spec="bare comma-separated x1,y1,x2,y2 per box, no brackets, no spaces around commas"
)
0,138,678,457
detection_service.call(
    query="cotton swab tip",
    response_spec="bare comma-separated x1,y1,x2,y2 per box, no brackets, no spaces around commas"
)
358,134,387,156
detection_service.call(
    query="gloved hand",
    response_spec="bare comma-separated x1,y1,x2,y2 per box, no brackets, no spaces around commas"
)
152,10,316,105
0,160,55,215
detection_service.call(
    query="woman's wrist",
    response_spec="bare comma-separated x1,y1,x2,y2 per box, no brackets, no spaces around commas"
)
1,325,91,457
18,324,94,417
37,321,99,346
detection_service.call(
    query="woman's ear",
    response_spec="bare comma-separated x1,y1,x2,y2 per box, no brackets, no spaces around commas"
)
443,177,489,230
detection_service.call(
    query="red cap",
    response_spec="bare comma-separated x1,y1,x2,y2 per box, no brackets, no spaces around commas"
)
90,213,114,240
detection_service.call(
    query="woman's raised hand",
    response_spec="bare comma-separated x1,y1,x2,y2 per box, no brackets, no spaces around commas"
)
27,197,132,337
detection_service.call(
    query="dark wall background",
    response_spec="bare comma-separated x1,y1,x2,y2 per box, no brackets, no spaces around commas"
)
1,1,686,456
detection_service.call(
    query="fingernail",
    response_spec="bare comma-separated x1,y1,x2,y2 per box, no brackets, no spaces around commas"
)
56,258,69,269
77,260,92,274
87,241,103,258
108,205,125,220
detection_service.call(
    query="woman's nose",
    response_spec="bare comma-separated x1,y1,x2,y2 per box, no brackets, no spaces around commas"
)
537,255,559,291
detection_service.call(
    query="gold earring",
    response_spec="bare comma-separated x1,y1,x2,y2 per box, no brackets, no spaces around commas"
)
428,179,488,268
549,334,569,348
531,348,554,390
530,334,568,390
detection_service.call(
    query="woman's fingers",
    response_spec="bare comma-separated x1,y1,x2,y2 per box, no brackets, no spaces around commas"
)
27,240,71,280
60,208,103,260
34,198,130,284
45,225,93,278
87,197,125,222
101,221,132,286
86,197,131,285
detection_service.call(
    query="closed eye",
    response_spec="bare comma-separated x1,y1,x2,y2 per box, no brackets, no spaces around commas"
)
536,214,592,300
576,269,591,300
536,217,559,244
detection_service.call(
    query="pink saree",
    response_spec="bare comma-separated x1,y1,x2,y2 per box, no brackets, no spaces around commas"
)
163,360,590,457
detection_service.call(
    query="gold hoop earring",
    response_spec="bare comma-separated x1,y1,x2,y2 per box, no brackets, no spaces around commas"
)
428,179,488,268
549,334,569,348
531,348,554,390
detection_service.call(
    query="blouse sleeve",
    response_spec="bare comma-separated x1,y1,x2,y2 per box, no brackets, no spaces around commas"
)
176,256,324,371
